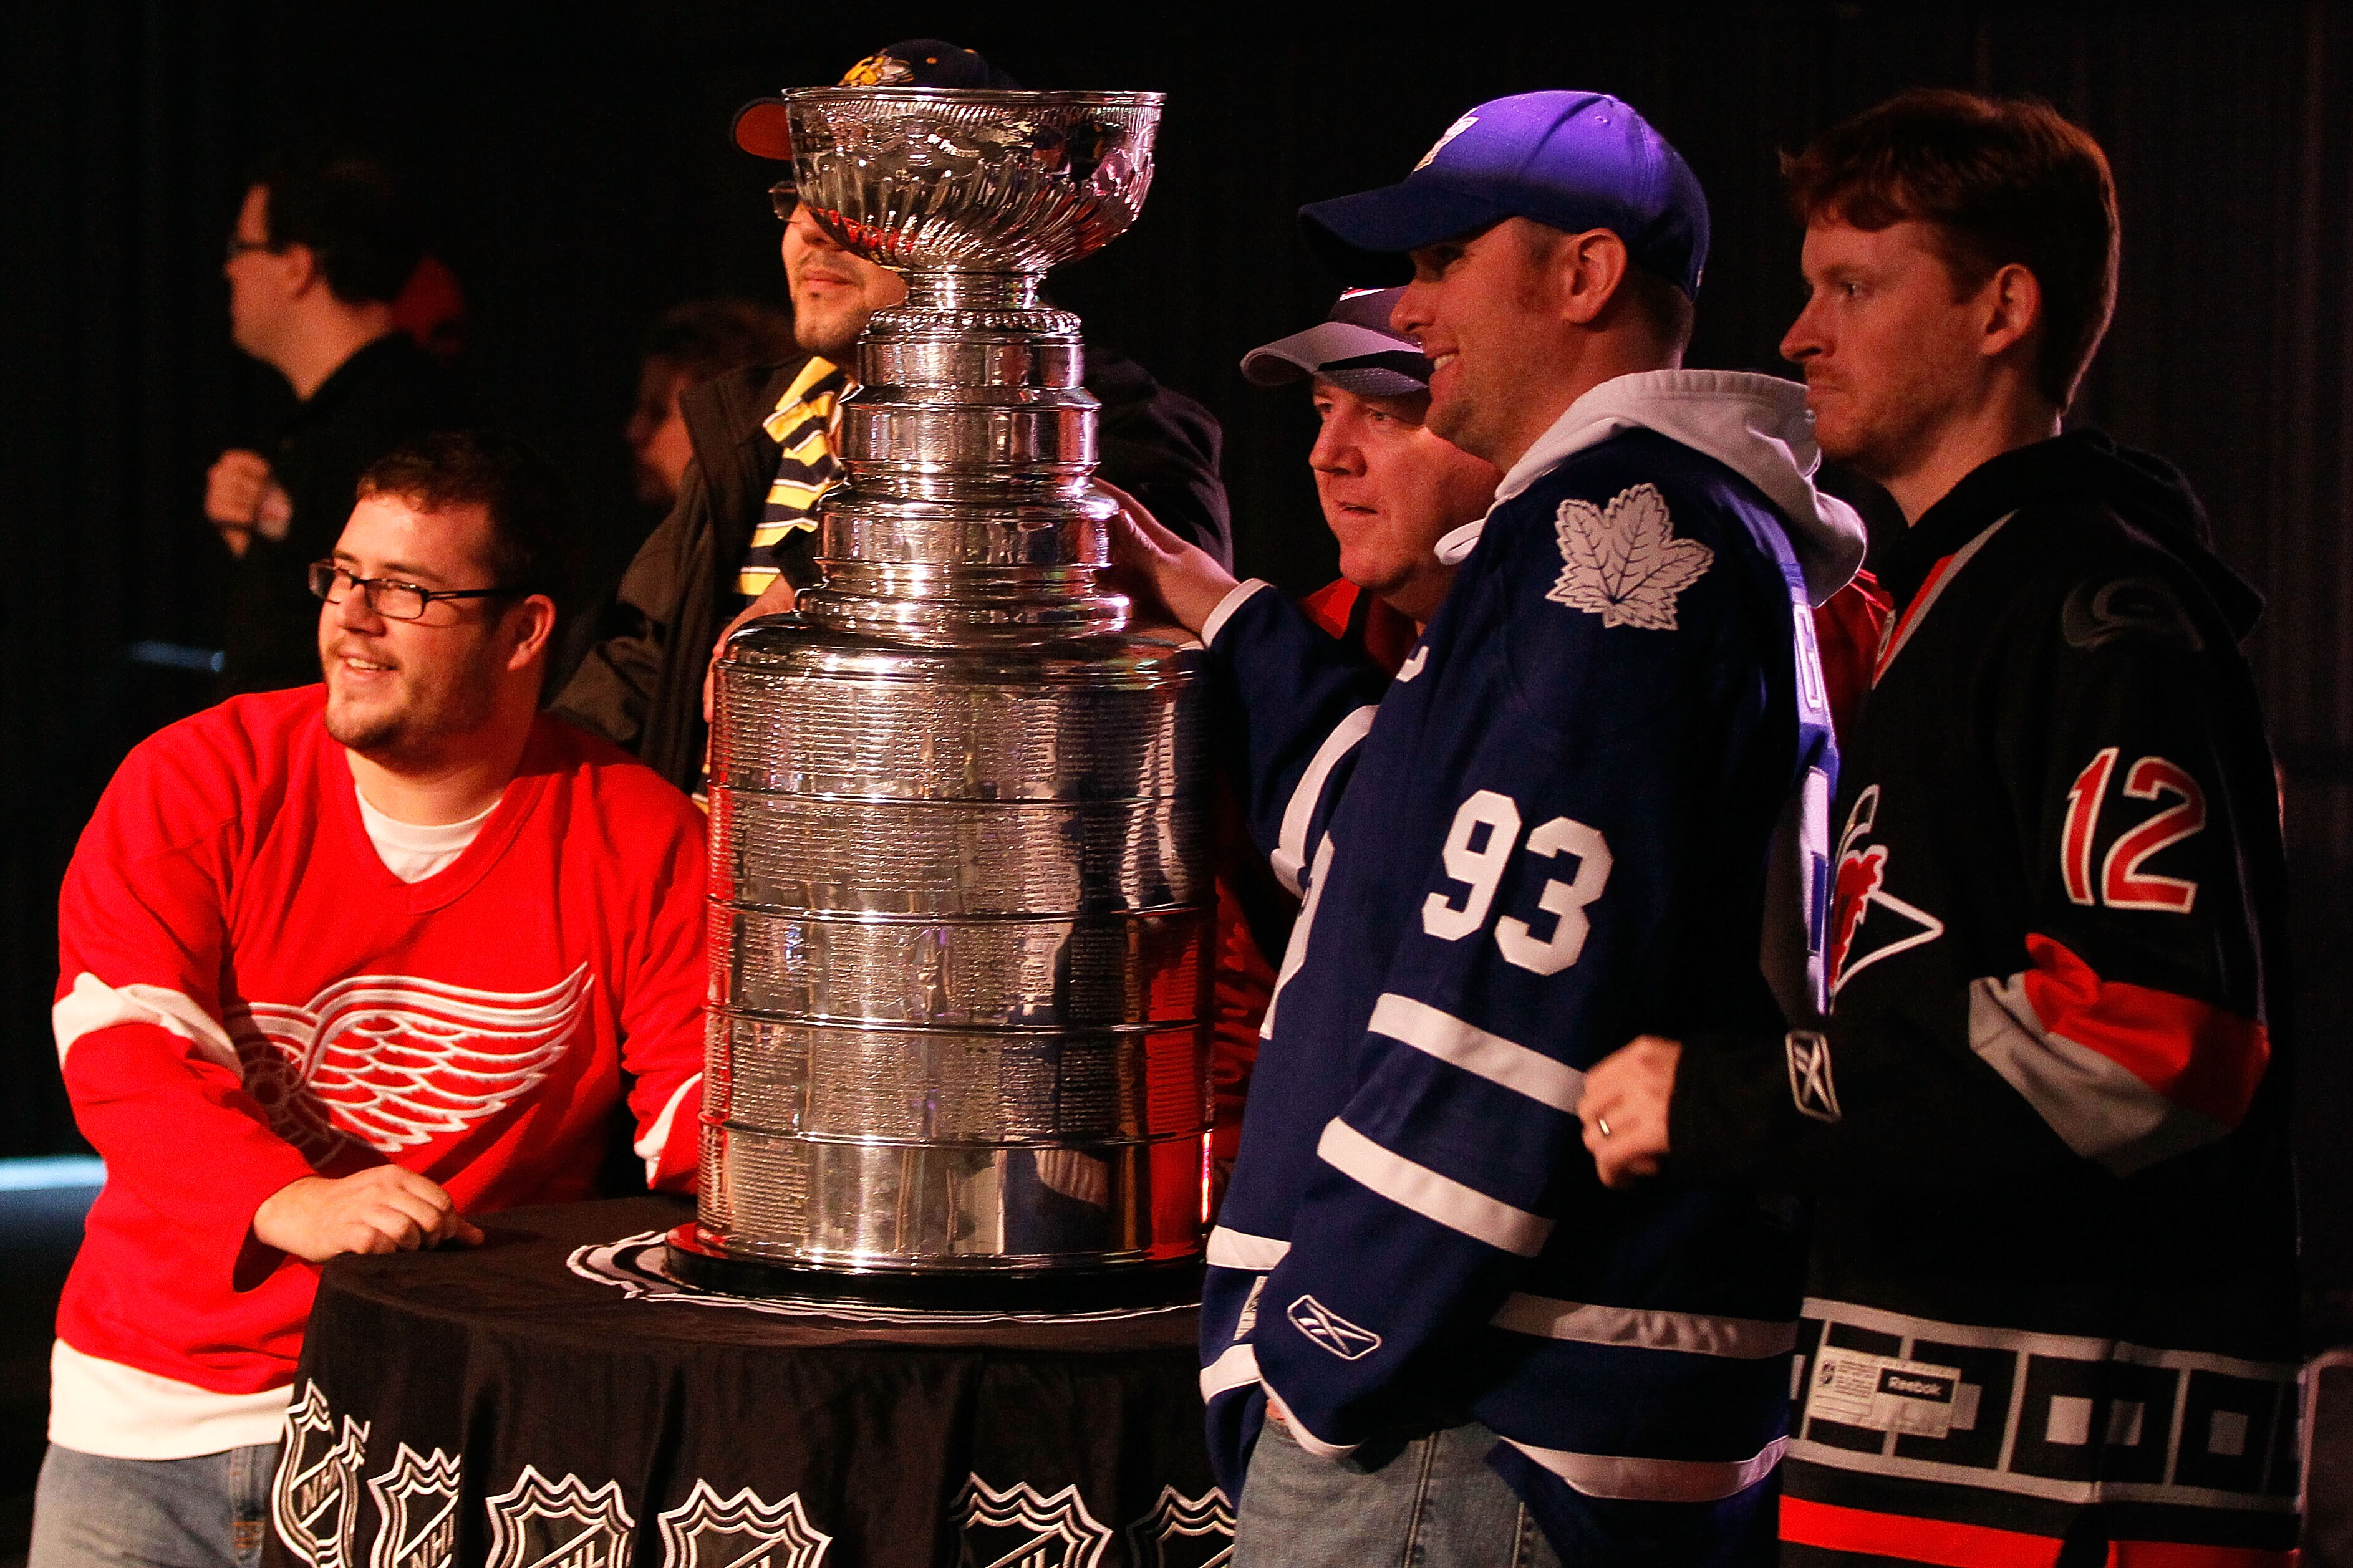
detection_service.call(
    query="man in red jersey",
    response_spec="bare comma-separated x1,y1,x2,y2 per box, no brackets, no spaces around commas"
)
34,431,708,1568
1581,92,2298,1567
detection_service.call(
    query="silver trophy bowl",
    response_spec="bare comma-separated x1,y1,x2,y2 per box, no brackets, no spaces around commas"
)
783,87,1159,276
668,86,1209,1306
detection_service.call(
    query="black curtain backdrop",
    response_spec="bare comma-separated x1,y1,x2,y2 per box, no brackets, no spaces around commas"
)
5,1,2350,1279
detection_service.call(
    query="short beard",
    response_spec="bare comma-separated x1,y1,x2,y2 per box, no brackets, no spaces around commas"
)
795,308,866,367
322,701,410,759
1426,392,1504,468
322,650,501,766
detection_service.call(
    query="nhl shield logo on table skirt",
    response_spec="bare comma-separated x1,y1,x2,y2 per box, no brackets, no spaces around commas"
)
656,1479,831,1568
366,1444,461,1568
955,1476,1113,1568
274,1381,370,1568
1125,1486,1234,1568
485,1466,635,1568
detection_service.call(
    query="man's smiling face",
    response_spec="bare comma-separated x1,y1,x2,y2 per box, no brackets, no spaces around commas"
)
782,204,909,363
319,494,516,762
1391,218,1566,467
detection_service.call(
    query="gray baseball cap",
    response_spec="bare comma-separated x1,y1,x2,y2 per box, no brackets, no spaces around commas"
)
1239,287,1429,397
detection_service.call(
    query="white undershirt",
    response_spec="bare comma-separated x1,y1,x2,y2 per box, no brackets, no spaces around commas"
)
355,787,498,882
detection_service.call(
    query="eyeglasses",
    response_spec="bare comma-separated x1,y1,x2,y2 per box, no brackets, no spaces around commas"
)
309,561,522,622
225,234,276,263
770,181,799,221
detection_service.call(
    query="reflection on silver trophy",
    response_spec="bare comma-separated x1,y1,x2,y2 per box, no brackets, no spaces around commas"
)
667,86,1211,1300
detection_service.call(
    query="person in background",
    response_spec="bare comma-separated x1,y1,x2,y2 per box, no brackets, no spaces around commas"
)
552,40,1231,794
34,431,707,1568
624,299,798,512
1579,89,2301,1567
208,151,465,696
390,253,468,365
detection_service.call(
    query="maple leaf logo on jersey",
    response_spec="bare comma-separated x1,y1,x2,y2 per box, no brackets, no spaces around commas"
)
1547,484,1714,630
226,967,591,1159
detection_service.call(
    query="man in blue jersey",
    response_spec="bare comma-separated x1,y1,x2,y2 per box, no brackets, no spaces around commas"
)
1109,92,1866,1565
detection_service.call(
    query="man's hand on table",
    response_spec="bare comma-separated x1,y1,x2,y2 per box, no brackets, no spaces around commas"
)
1099,480,1239,640
252,1167,484,1262
1577,1034,1681,1189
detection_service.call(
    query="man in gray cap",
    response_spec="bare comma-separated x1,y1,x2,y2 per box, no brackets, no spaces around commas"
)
1240,287,1499,643
1110,89,1867,1564
1212,291,1500,1169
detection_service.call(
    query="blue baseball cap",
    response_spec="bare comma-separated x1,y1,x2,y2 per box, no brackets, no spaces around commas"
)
1298,91,1709,299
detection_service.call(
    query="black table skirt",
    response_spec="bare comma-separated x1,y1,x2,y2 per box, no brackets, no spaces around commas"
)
263,1196,1229,1568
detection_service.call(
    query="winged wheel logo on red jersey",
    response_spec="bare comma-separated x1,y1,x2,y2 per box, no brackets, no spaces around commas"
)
226,966,592,1158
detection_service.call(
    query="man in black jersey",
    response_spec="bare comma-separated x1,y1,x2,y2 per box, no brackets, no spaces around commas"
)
1579,90,2299,1567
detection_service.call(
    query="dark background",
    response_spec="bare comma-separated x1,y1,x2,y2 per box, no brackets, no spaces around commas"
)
3,1,2349,1283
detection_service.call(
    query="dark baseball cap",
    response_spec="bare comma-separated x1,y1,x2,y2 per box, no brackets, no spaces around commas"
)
1298,90,1709,298
1240,288,1429,397
733,40,1024,161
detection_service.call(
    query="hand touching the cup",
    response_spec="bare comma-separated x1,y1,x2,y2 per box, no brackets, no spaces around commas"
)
1097,480,1239,639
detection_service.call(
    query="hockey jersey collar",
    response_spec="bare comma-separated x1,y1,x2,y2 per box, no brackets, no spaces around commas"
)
321,711,563,914
1886,429,2261,637
1434,369,1868,606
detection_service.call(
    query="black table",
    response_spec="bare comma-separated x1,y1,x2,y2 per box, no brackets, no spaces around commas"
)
263,1196,1229,1568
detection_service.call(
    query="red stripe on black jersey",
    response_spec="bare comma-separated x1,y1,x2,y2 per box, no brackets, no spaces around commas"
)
2106,1542,2296,1567
1780,1494,2063,1567
1870,552,1959,686
2020,933,2269,1125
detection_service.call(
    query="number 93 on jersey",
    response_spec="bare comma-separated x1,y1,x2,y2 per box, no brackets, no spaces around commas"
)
1419,789,1612,976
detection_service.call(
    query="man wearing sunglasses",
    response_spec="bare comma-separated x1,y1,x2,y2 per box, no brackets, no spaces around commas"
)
553,39,1232,796
35,431,708,1568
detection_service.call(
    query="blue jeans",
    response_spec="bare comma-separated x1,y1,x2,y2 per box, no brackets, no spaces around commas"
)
29,1441,279,1568
1234,1416,1563,1568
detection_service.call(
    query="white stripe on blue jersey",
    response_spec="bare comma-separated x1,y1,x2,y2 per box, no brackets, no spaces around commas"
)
1205,1226,1290,1271
1366,994,1586,1113
1272,706,1376,895
1491,1295,1797,1359
1503,1435,1789,1504
1315,1118,1552,1256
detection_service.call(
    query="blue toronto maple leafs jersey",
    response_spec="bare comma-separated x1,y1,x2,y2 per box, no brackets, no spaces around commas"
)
1199,427,1830,1563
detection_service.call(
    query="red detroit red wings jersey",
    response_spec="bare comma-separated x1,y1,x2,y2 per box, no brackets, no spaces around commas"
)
53,688,708,1397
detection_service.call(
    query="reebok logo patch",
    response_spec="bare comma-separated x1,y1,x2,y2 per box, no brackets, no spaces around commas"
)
1785,1030,1841,1123
1287,1295,1382,1360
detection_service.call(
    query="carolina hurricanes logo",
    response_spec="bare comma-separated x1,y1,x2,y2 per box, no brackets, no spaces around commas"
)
1827,787,1945,998
225,967,592,1159
1828,842,1888,985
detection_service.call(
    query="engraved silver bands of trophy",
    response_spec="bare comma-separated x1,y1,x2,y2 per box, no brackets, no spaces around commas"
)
667,85,1212,1302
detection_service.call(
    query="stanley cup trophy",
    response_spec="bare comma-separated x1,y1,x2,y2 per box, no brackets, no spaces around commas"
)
665,86,1212,1304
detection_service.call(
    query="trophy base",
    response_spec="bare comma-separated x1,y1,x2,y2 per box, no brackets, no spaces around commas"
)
663,1223,1202,1312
